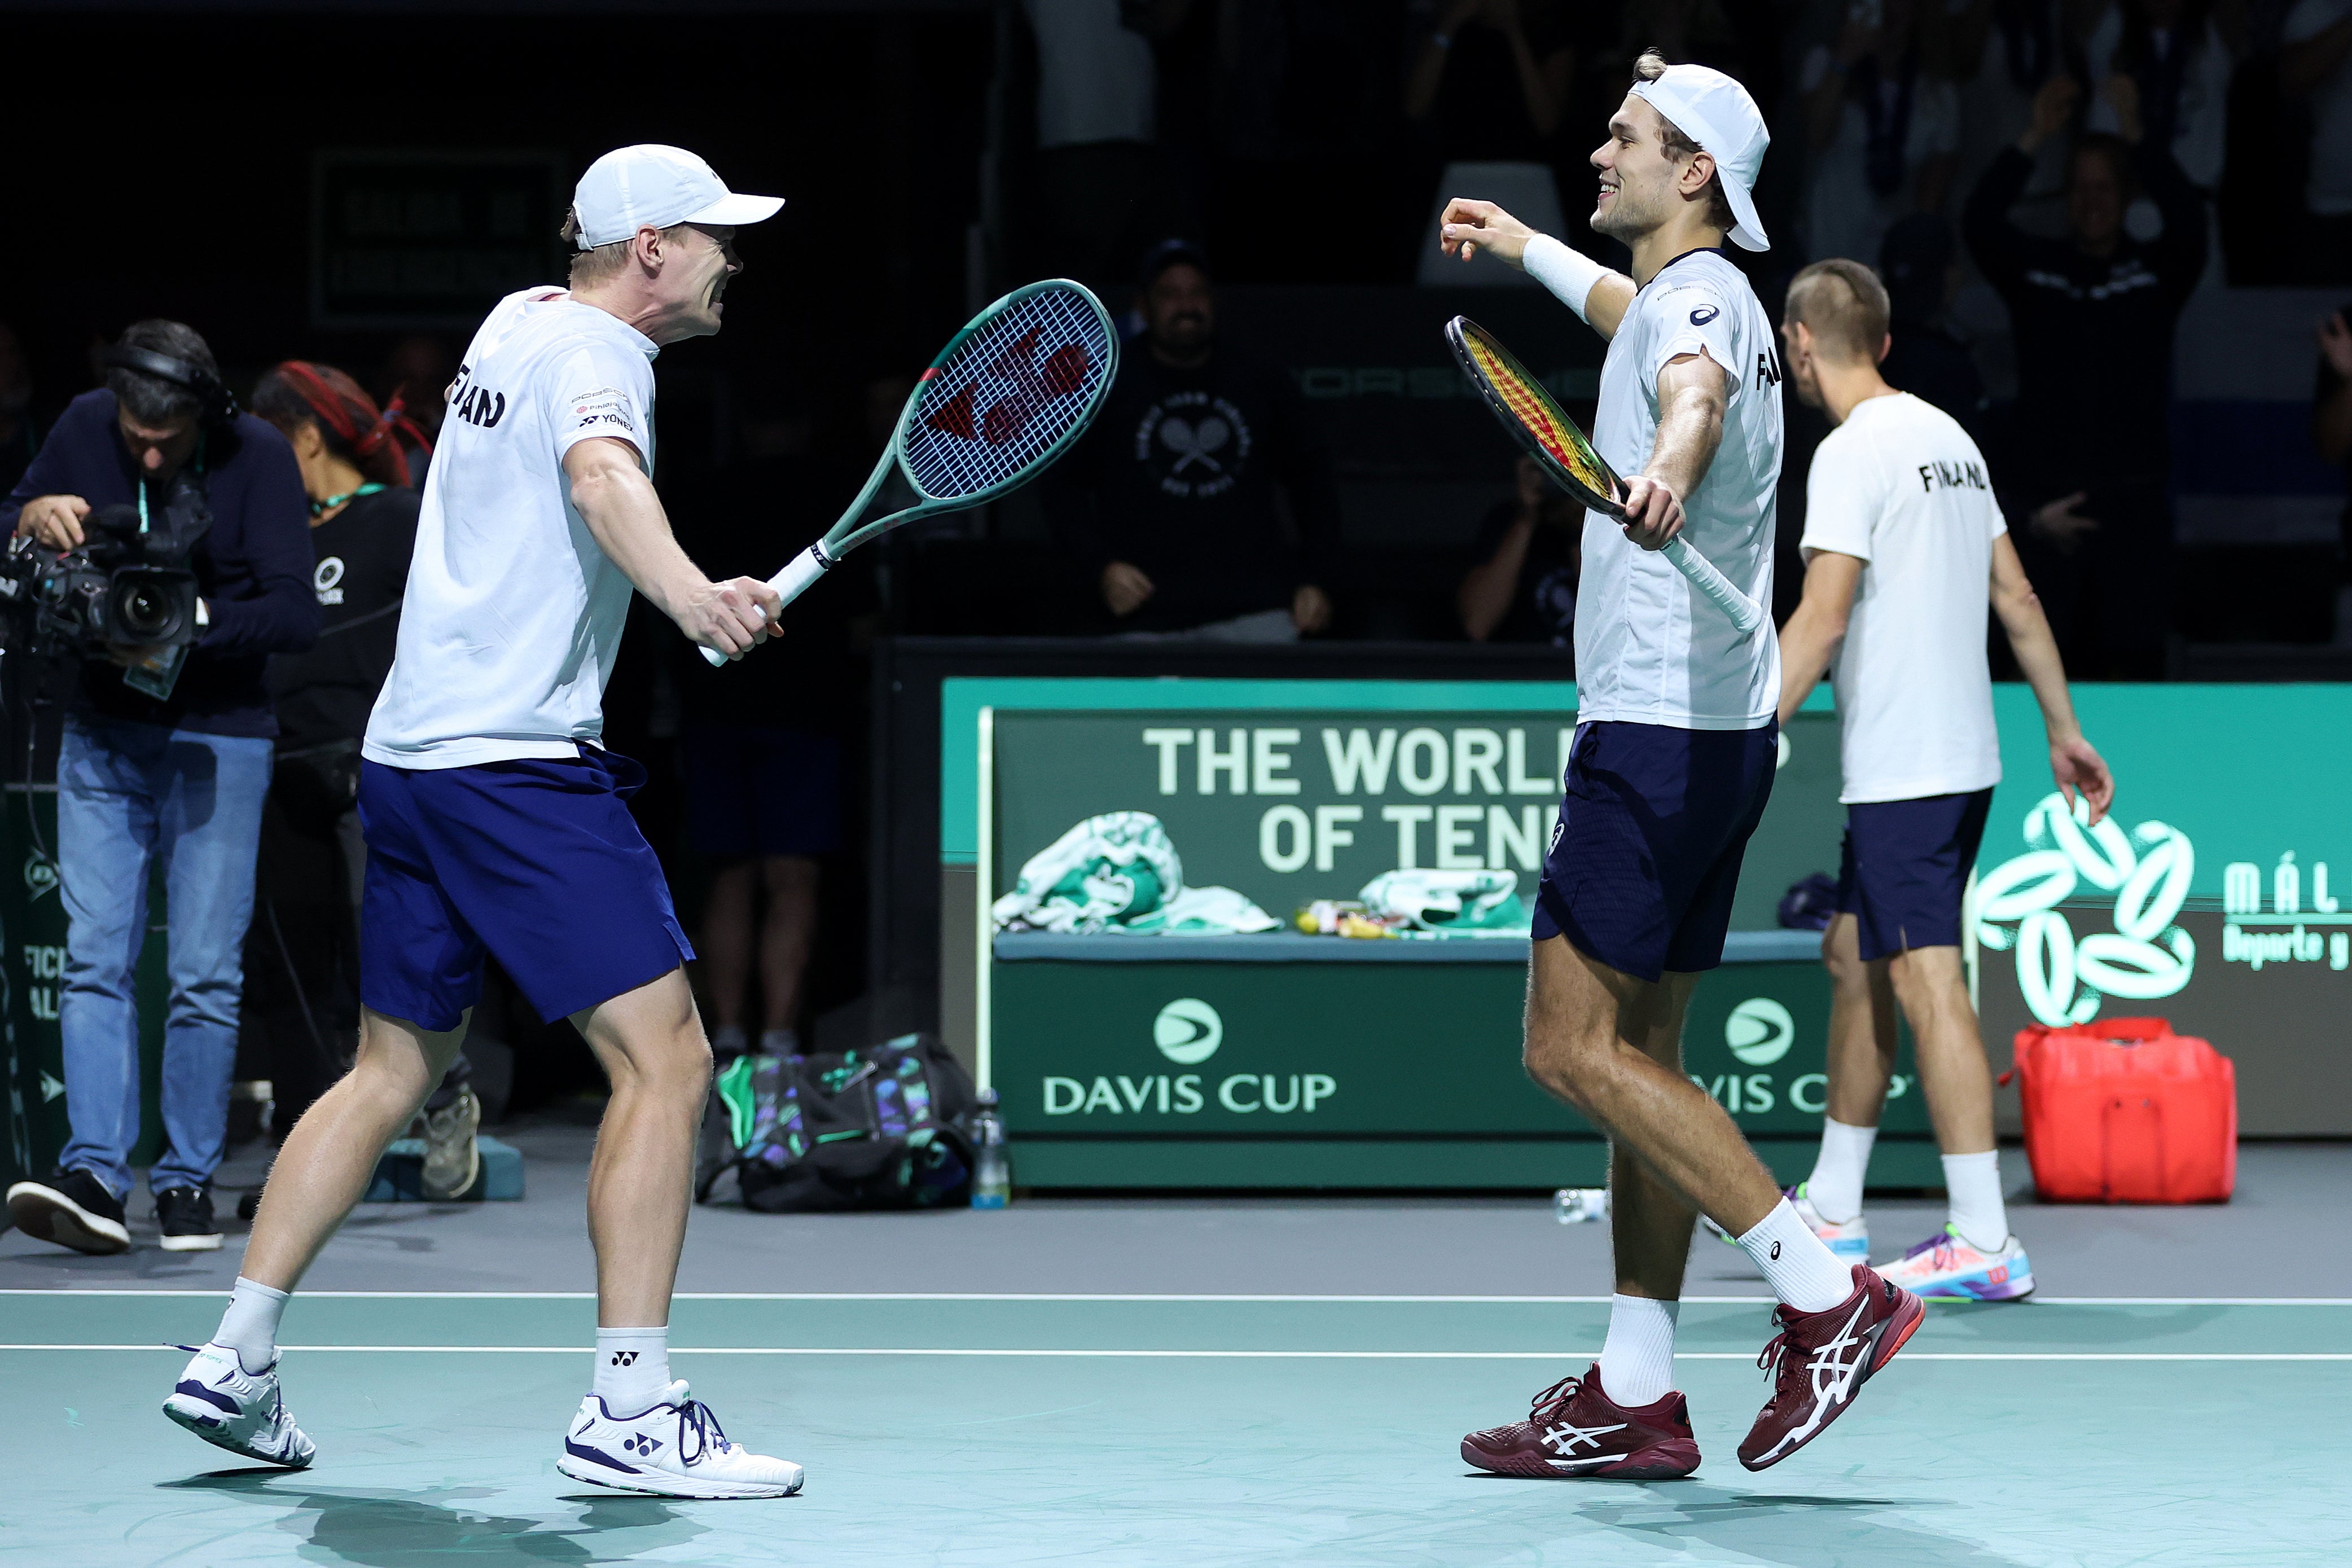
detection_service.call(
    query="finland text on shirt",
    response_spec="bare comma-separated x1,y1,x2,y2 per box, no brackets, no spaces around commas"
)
364,288,659,770
1799,392,2006,804
1575,249,1783,730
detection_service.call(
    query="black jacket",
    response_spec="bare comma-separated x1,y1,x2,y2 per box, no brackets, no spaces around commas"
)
2,390,318,737
1963,142,2207,504
1045,343,1342,631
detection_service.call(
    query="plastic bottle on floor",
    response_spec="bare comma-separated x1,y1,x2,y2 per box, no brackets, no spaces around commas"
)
972,1088,1010,1210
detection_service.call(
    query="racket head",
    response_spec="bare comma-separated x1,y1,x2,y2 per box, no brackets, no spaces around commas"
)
1445,315,1623,517
892,279,1117,511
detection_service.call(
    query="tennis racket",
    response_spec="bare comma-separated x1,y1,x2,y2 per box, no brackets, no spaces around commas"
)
1445,315,1765,636
703,278,1117,665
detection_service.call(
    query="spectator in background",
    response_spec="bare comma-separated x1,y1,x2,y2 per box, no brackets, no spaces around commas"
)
672,393,870,1064
2078,1,2240,192
1023,0,1166,283
1458,454,1580,644
2283,0,2352,279
2317,309,2352,623
1803,0,1962,270
1877,212,1985,427
1964,73,2205,677
1404,0,1577,159
0,322,36,497
1,322,317,1254
241,363,484,1196
1047,240,1341,639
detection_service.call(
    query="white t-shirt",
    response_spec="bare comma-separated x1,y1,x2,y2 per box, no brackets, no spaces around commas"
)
364,287,659,770
1577,248,1783,731
2287,0,2352,214
1800,392,2006,804
1023,0,1156,148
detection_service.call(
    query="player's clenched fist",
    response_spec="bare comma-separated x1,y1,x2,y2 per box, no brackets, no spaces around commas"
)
1617,474,1685,550
682,576,782,659
1438,198,1534,268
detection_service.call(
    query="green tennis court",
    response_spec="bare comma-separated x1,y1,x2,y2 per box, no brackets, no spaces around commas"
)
8,1284,2348,1565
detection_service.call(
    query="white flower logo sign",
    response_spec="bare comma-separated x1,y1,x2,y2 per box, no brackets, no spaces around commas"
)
1973,792,2196,1028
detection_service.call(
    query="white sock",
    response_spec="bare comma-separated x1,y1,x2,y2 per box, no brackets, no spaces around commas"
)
593,1326,672,1415
1804,1117,1877,1223
1737,1197,1855,1314
1942,1150,2008,1251
214,1277,289,1376
1598,1294,1680,1407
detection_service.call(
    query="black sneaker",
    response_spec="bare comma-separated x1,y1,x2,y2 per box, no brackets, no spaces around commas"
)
155,1185,224,1252
6,1166,131,1254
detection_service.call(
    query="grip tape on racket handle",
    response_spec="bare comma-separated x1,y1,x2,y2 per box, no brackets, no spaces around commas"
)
699,543,837,666
1661,537,1765,636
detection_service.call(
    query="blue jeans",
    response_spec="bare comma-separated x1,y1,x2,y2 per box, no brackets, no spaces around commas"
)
56,714,272,1197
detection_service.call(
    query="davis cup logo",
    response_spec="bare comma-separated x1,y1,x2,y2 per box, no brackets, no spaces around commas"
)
1152,998,1223,1065
1725,998,1794,1066
23,852,57,902
1974,793,2194,1027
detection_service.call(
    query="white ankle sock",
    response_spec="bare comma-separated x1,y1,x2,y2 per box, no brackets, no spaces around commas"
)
214,1277,288,1376
1737,1197,1855,1314
594,1326,672,1415
1942,1150,2008,1250
1598,1294,1680,1407
1805,1117,1877,1223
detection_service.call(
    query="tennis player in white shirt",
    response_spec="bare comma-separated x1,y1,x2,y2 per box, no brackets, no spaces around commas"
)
162,146,806,1498
1772,258,2114,1302
1437,52,1924,1478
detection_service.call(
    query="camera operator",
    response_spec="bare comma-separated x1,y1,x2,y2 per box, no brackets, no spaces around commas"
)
1,321,316,1255
242,361,488,1196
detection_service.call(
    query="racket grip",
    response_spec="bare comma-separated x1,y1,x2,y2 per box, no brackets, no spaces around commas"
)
698,543,837,666
1661,537,1766,636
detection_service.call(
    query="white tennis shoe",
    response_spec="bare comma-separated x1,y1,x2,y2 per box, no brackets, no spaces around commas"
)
161,1342,316,1468
556,1380,804,1499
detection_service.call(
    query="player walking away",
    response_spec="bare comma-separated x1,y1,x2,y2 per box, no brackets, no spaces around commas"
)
162,146,806,1499
1437,54,1925,1478
1771,258,2113,1300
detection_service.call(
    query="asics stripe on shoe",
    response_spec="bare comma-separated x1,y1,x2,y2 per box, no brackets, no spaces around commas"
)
161,1343,316,1468
1881,1225,2034,1301
556,1381,803,1500
1737,1264,1924,1472
1461,1364,1700,1480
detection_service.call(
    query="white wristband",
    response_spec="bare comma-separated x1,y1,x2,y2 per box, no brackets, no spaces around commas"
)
1523,233,1608,323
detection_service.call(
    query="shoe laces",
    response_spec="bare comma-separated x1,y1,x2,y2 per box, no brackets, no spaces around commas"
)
1528,1373,1586,1424
673,1399,735,1466
1902,1227,1962,1271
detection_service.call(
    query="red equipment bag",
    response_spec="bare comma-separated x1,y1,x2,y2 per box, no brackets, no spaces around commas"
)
2004,1017,2236,1204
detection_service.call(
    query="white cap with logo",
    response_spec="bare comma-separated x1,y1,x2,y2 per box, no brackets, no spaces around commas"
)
1630,63,1771,252
570,144,784,250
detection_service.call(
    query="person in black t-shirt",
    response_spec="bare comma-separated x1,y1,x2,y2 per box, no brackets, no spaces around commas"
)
1459,454,1580,644
1046,240,1344,638
243,363,476,1189
2319,306,2352,621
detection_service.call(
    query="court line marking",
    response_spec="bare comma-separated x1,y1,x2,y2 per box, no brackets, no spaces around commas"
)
9,1345,2351,1361
5,1290,2350,1306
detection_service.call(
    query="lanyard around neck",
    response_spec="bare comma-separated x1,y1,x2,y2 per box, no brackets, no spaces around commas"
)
312,481,387,519
135,434,207,534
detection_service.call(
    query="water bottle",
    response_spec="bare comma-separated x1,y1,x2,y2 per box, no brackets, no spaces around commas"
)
971,1088,1010,1210
1553,1187,1608,1224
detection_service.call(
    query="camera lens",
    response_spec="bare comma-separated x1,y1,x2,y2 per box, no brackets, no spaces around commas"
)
113,580,181,642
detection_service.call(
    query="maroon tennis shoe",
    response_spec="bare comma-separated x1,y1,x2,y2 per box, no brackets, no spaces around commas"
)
1738,1262,1925,1471
1462,1364,1701,1479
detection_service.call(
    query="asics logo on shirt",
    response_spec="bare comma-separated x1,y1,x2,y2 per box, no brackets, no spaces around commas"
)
1689,305,1720,325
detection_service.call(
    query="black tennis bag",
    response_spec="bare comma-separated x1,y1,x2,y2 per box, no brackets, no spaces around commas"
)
696,1033,978,1213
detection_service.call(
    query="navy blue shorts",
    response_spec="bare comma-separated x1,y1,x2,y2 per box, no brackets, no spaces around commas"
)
682,724,842,859
1836,788,1993,961
358,750,695,1032
1530,720,1778,981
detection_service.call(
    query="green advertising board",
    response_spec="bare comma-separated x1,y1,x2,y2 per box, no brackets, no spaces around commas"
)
952,678,2352,1187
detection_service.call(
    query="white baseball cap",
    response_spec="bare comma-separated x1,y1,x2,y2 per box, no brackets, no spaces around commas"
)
1630,63,1771,251
571,144,784,249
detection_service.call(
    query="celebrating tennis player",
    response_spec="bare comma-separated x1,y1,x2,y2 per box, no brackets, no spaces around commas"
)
161,146,807,1499
1772,258,2112,1302
1438,54,1924,1476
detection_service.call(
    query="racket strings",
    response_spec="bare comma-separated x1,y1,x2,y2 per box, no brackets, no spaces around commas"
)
902,286,1112,500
